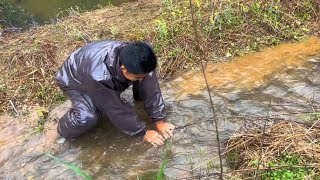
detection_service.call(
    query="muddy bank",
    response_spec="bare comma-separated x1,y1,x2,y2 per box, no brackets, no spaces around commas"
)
0,38,319,179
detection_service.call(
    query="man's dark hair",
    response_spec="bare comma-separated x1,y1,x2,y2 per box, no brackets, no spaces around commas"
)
119,42,157,74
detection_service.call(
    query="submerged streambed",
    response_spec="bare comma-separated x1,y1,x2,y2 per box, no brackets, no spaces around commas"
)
0,37,319,179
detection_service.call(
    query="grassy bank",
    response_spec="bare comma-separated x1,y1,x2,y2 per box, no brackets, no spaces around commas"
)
225,119,320,179
0,0,319,114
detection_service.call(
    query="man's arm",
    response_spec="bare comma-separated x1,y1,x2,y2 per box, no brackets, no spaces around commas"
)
133,71,167,122
87,79,146,136
133,71,175,139
86,79,165,146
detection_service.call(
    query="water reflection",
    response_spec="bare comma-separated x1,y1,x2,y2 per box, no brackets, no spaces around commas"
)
3,0,135,27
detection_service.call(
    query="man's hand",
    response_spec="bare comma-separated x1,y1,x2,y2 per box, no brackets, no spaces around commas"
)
144,130,165,147
155,120,175,139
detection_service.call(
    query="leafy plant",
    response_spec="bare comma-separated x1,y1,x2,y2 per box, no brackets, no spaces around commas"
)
155,19,168,40
163,0,173,10
53,92,67,102
110,25,118,38
262,155,311,180
301,113,320,122
32,107,49,134
194,0,202,8
0,84,7,92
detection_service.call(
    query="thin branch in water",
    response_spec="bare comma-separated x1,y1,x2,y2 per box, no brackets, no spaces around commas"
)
187,0,224,179
254,97,272,179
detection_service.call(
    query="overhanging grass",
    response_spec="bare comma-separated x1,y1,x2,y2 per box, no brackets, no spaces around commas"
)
46,153,93,180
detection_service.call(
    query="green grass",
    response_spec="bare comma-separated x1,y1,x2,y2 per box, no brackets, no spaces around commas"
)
156,140,171,180
300,113,320,122
262,155,313,180
135,141,172,180
154,0,318,60
0,0,33,28
37,80,54,104
225,150,239,169
46,153,93,180
226,149,318,179
154,19,169,40
53,92,68,102
31,107,48,134
110,25,119,38
0,84,7,92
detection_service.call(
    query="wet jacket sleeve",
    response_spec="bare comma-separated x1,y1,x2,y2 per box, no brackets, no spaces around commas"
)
86,79,147,136
135,71,167,123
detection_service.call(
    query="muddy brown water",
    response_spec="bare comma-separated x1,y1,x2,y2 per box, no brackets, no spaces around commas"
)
0,37,319,179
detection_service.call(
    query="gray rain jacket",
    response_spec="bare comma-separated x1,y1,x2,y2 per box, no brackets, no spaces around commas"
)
56,40,166,136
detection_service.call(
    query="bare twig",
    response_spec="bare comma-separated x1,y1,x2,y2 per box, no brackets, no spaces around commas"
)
188,0,223,179
254,98,272,179
9,100,19,116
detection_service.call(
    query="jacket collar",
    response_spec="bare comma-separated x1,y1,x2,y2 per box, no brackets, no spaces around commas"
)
115,60,128,82
114,44,129,82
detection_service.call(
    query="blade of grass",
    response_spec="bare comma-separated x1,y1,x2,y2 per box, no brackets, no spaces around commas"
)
46,153,93,180
157,140,170,180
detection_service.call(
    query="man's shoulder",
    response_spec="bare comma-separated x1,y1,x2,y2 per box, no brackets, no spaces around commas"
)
71,39,126,58
83,39,127,49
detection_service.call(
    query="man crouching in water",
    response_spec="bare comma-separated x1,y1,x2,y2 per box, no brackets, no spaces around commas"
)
56,40,175,147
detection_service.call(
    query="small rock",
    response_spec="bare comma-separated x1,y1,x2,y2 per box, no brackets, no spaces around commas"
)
56,137,66,144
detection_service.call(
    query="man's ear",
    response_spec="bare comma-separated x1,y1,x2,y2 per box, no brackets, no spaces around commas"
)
120,65,127,72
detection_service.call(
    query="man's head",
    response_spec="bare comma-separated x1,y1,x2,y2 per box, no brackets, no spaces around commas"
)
119,42,157,81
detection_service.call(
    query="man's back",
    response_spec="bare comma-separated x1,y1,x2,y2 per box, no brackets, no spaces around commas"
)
56,40,129,92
